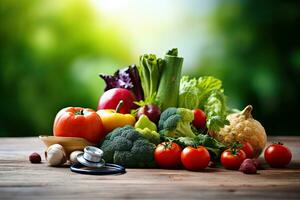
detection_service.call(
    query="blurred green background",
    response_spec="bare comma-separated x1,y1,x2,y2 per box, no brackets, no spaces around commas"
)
0,0,299,136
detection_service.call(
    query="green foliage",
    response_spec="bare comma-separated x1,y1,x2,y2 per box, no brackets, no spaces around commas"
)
179,76,229,132
0,0,130,136
99,126,156,168
176,134,226,159
192,0,300,135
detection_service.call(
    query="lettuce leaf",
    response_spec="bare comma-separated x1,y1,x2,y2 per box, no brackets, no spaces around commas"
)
179,76,229,132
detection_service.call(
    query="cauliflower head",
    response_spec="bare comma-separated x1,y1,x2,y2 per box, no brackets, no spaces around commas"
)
211,105,267,157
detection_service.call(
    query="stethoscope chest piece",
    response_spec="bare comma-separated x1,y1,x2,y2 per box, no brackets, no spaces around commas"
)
70,146,126,175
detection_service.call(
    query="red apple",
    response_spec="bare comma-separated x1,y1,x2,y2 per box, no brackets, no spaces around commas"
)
97,88,135,114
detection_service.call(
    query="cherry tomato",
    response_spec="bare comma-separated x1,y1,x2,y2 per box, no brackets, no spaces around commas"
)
264,143,292,168
181,146,210,171
192,109,206,129
221,149,246,170
241,142,254,158
154,142,182,169
97,88,135,114
53,107,105,144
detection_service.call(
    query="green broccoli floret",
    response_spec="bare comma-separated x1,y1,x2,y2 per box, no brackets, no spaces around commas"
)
135,127,160,144
99,125,156,168
158,107,197,138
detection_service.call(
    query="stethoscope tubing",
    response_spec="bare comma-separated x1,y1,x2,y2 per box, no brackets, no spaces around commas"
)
70,163,126,175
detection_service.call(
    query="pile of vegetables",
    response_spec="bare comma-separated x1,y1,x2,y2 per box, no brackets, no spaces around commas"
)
36,48,293,173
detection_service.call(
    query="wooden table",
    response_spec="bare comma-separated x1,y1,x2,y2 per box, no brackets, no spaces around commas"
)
0,137,299,200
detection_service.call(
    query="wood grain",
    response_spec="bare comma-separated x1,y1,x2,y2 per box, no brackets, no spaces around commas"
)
0,136,299,200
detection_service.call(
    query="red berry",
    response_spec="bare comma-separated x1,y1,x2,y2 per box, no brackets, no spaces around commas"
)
29,152,41,163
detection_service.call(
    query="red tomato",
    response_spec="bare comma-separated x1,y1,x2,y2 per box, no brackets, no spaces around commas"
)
241,142,254,158
181,146,210,171
97,88,135,114
192,109,206,129
221,149,246,170
264,143,292,168
154,142,182,169
53,107,105,144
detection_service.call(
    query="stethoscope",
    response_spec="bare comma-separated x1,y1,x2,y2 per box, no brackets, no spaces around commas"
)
70,146,126,175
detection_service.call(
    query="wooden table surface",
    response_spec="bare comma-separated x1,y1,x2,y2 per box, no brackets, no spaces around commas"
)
0,136,299,200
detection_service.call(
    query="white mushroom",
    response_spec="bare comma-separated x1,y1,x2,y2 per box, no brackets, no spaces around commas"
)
69,150,83,164
45,144,67,166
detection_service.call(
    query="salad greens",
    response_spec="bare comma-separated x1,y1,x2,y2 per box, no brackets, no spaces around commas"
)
176,134,226,159
179,76,229,132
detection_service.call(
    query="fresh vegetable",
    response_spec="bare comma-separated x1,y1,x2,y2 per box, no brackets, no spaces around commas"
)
192,109,206,130
29,152,41,163
45,144,67,166
136,104,161,124
221,148,246,170
211,105,267,157
135,114,157,132
239,159,257,174
158,107,196,139
181,146,210,171
154,142,182,169
99,65,144,101
97,88,135,114
53,107,105,144
138,54,163,102
178,76,199,110
179,76,229,132
264,142,292,168
252,159,261,169
69,150,83,164
135,128,160,145
241,142,254,158
99,125,156,168
134,114,160,144
156,49,183,110
97,101,136,134
176,134,226,160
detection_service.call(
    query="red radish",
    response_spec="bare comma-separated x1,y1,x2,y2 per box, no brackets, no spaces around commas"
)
97,88,135,114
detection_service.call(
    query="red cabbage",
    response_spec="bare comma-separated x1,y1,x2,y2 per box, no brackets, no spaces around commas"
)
99,65,144,101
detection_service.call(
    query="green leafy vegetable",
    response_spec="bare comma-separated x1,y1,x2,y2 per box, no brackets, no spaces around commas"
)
179,76,200,109
175,134,226,159
179,76,229,132
138,54,163,103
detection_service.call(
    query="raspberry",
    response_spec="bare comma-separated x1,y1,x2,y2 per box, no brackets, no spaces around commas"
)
29,152,41,163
